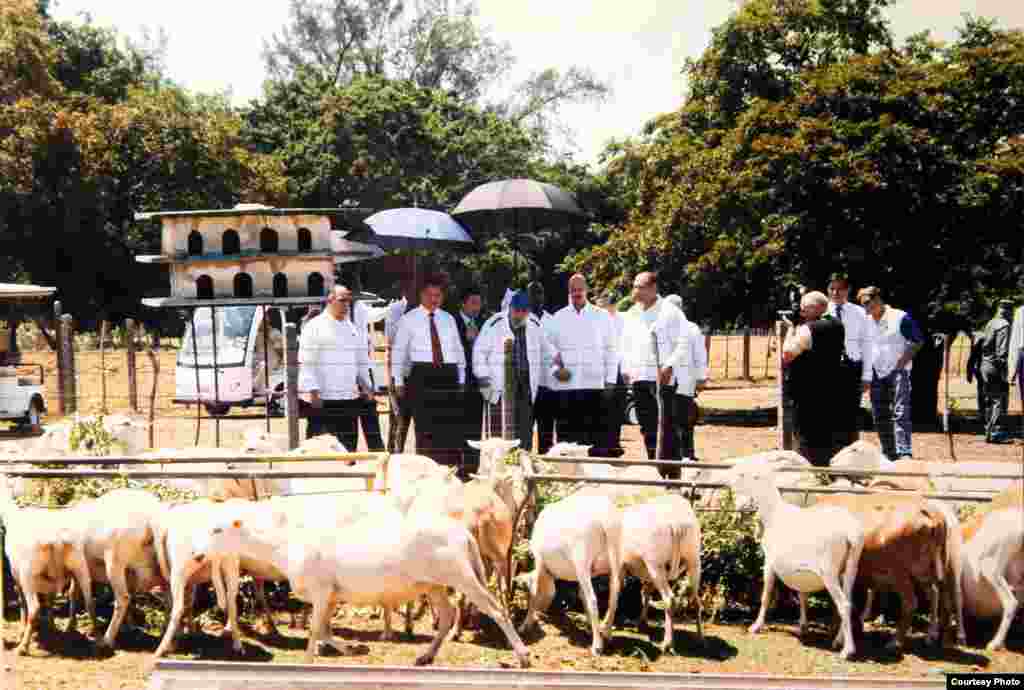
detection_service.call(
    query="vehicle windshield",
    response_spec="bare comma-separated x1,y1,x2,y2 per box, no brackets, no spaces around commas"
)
178,306,256,367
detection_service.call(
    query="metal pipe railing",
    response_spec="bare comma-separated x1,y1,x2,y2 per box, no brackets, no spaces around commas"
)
524,473,995,503
0,452,387,466
533,455,1023,482
0,469,377,480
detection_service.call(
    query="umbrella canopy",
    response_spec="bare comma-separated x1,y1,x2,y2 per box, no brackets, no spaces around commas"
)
352,208,475,251
330,231,386,265
451,178,589,277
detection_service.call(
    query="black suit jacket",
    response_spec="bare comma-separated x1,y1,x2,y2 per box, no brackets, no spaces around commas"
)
455,312,482,385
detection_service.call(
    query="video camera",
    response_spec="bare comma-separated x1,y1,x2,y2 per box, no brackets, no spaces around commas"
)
777,284,805,327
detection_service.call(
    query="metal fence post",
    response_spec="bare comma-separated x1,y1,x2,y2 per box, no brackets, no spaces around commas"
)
286,322,300,450
502,336,515,440
742,328,751,380
777,320,794,450
54,301,64,415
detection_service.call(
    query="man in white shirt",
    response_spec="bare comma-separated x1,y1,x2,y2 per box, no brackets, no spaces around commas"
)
621,272,690,476
351,298,385,451
392,273,467,472
1008,301,1024,427
384,274,418,452
524,281,559,454
827,273,873,447
546,274,617,448
298,285,372,450
474,290,561,451
595,293,627,458
667,294,708,462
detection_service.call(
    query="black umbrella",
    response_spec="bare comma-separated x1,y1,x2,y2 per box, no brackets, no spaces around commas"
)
451,179,589,279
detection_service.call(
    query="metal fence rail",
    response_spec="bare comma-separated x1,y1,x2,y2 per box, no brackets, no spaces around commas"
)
524,473,995,503
0,452,386,466
533,455,1024,482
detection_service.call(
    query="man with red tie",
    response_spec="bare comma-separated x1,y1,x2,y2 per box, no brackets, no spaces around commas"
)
392,273,467,471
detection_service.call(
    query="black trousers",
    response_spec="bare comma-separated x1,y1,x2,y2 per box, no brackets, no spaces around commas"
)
306,399,362,451
554,389,602,447
794,395,846,468
677,394,696,461
839,359,863,448
533,386,557,454
592,373,626,458
408,363,462,470
633,381,680,475
462,388,485,475
357,396,385,451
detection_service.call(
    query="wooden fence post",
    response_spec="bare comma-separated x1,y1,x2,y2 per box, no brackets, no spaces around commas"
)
54,301,64,415
126,319,138,412
724,334,730,380
285,322,300,450
777,320,794,450
704,334,712,380
742,328,751,380
146,329,160,449
60,313,76,415
99,319,109,414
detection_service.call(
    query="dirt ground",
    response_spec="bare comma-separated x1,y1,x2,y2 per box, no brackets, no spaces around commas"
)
2,345,1023,689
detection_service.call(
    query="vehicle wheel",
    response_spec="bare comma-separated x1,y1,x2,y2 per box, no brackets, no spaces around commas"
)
23,399,43,433
203,402,232,417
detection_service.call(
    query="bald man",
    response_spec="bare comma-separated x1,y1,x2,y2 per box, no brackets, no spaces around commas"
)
782,290,847,467
545,274,618,447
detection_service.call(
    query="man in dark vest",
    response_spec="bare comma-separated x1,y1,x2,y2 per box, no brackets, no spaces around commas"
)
783,290,847,467
977,299,1013,443
455,286,485,474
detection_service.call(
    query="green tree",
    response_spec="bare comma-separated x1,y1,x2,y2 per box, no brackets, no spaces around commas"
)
569,5,1024,423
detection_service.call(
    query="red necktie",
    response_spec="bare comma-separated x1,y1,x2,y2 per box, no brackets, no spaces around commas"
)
429,312,443,366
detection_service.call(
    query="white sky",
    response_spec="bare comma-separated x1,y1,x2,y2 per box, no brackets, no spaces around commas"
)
49,0,1024,168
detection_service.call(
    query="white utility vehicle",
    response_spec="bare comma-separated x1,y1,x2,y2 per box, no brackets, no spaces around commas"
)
0,283,56,433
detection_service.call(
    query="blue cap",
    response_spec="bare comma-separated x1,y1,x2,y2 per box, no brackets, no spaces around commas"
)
509,290,531,311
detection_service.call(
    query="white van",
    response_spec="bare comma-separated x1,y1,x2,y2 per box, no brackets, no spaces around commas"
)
175,303,387,416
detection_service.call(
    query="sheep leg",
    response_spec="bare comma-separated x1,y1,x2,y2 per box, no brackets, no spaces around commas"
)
981,556,1019,652
99,551,131,651
822,573,856,660
154,573,190,657
415,589,456,666
684,529,704,642
66,578,81,634
861,588,876,624
599,526,623,641
576,566,605,656
798,592,809,637
16,588,41,656
749,562,776,635
253,579,279,636
381,606,395,641
221,559,243,654
519,563,555,635
444,564,530,668
303,595,331,664
888,576,917,653
643,559,675,652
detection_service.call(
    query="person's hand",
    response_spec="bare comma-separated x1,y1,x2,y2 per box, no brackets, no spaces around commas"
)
554,367,571,383
862,382,870,395
658,366,673,386
622,372,632,385
696,380,707,393
358,385,371,400
309,391,323,409
395,385,405,399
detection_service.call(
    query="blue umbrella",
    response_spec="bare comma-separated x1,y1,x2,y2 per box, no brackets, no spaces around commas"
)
354,208,476,252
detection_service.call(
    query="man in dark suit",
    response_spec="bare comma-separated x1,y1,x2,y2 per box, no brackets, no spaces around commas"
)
783,290,847,467
455,286,485,476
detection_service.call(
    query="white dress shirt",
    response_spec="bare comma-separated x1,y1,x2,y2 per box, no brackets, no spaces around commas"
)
677,320,707,396
298,312,370,400
474,311,559,404
546,303,618,391
384,297,408,343
827,299,874,383
621,297,691,387
1009,305,1024,383
607,311,626,372
391,306,467,386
